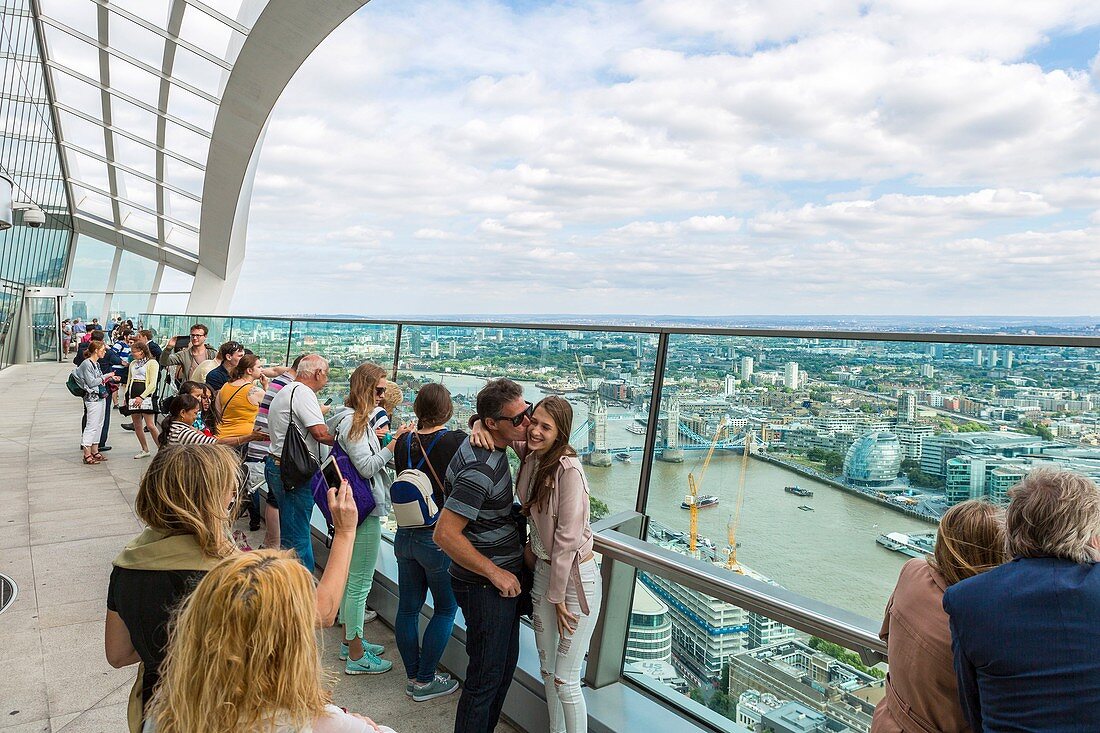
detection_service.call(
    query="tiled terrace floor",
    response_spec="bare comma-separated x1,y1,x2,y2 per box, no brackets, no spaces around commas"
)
0,362,518,732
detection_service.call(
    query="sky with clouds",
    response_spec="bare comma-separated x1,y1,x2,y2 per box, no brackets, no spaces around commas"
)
232,0,1100,317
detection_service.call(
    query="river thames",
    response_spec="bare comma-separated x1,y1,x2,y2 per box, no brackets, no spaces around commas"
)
409,371,933,621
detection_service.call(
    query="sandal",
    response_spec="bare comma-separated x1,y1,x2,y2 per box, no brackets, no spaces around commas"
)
83,454,97,465
93,453,108,462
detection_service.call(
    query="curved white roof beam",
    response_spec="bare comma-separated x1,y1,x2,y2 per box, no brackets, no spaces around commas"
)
189,0,370,313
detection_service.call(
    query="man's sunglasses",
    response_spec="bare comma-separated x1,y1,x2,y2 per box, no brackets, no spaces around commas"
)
495,401,533,427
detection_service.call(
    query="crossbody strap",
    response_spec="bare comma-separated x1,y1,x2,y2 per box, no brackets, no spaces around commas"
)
413,430,447,489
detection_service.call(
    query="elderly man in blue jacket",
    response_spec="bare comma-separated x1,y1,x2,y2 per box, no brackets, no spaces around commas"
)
943,468,1100,732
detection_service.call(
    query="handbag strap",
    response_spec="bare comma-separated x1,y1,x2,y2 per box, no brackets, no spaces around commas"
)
223,383,248,411
413,430,447,489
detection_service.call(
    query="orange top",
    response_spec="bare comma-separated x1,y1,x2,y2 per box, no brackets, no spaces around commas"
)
217,381,259,438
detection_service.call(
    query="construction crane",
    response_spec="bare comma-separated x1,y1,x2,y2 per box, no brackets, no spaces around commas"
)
725,431,754,571
687,418,726,554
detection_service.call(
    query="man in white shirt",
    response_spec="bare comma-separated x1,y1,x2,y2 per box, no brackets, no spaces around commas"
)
266,354,335,571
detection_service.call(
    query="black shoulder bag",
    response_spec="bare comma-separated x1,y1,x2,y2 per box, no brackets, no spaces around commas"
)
280,384,320,491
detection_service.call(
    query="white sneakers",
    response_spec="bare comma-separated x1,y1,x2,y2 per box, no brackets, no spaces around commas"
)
133,451,151,459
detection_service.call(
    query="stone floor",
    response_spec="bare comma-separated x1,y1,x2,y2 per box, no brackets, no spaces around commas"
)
0,362,518,732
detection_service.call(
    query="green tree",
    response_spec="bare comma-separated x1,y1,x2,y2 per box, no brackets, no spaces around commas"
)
957,422,985,433
823,450,845,473
590,496,610,521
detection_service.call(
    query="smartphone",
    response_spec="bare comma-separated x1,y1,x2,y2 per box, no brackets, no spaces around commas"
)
319,455,343,490
324,397,333,405
173,336,188,351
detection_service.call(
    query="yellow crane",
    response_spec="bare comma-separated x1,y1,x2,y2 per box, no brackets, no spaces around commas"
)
687,418,726,554
725,430,753,571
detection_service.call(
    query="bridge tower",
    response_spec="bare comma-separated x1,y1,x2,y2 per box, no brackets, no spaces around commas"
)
586,398,612,467
660,398,684,463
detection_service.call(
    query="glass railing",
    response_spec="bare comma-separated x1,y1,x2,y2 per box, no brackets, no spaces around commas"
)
143,312,1100,732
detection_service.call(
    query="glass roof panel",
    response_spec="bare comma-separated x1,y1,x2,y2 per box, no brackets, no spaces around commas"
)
177,6,238,60
49,69,102,114
37,0,97,35
110,96,158,144
163,121,209,165
119,207,160,238
108,55,161,107
65,149,111,192
71,185,115,221
165,224,199,255
109,0,172,28
163,155,205,197
164,189,200,225
171,44,225,98
166,84,217,130
112,135,158,176
40,24,99,79
158,265,195,291
115,171,158,211
107,14,168,71
56,109,107,158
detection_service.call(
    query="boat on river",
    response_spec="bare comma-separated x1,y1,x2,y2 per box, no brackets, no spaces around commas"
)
626,423,646,435
784,485,813,497
681,495,719,509
876,532,935,558
797,505,814,512
615,452,631,462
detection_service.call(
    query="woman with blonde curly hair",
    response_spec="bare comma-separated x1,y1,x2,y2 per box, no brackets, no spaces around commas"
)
147,550,395,733
105,446,360,733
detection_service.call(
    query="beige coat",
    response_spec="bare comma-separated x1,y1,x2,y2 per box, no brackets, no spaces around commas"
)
515,452,594,611
872,558,971,733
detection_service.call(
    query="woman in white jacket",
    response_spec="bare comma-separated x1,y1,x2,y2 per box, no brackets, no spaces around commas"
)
326,362,410,675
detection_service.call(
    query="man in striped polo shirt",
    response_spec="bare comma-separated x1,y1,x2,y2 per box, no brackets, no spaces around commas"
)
435,378,531,733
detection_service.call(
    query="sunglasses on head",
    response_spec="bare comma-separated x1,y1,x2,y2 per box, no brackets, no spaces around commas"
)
495,401,533,427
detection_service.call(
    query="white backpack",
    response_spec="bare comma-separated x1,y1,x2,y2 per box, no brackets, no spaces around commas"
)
389,430,448,528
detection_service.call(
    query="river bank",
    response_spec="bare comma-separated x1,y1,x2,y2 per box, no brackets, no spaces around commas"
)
754,453,940,526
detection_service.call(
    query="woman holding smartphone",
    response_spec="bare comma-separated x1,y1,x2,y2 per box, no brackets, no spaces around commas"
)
74,340,120,465
326,362,411,675
124,341,160,459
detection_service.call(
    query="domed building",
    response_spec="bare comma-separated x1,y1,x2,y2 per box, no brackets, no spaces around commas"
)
844,431,903,487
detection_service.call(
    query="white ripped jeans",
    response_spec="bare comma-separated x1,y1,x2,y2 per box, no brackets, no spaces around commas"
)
531,558,602,733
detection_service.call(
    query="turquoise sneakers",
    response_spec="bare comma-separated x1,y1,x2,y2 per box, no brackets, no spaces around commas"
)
339,640,385,661
345,651,392,675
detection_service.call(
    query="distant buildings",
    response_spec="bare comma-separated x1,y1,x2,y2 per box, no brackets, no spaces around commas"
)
728,639,881,732
897,392,916,423
785,362,800,389
918,431,1048,477
741,356,755,381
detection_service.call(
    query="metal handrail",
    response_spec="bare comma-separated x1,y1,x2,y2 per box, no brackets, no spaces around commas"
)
142,312,1100,348
594,527,888,663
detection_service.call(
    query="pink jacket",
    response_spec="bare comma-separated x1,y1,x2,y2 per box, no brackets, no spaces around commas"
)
515,450,595,610
872,558,971,733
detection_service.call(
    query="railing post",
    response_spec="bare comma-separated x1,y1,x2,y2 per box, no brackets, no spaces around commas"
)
635,331,670,516
584,511,647,690
284,320,293,367
391,323,402,381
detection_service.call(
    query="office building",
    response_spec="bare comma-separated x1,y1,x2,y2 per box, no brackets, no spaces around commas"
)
897,392,916,423
785,361,800,389
843,432,903,487
741,356,755,380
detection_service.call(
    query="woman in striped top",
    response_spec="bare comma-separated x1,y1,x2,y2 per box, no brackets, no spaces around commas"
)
158,394,264,449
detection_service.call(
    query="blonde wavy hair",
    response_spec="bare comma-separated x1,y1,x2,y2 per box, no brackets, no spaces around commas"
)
381,381,403,421
134,444,239,559
1006,468,1100,564
345,362,386,441
148,550,329,733
928,499,1008,586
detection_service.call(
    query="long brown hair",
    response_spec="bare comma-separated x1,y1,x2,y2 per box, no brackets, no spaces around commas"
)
133,445,238,559
346,362,386,441
522,396,577,515
928,499,1009,586
148,550,329,733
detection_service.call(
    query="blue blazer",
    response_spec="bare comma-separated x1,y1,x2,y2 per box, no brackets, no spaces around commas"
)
942,556,1100,732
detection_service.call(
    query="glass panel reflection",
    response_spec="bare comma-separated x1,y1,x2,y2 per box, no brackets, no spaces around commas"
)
286,320,399,404
229,317,291,367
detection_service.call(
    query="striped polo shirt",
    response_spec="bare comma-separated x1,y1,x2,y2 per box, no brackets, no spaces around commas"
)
443,437,524,583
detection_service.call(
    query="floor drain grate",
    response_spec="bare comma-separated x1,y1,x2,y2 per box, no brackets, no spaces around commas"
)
0,573,16,614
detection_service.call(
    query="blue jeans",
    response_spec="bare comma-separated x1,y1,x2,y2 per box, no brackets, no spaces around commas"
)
266,455,315,572
452,574,521,733
395,527,458,683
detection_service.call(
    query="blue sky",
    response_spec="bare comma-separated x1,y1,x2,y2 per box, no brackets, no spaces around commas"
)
233,0,1100,317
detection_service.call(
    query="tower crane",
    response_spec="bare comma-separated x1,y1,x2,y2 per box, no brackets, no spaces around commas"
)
725,430,753,572
686,419,726,554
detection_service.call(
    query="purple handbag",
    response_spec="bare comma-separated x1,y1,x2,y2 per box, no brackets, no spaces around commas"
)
310,432,376,529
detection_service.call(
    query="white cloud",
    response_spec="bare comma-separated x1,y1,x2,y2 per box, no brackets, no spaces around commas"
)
232,0,1100,317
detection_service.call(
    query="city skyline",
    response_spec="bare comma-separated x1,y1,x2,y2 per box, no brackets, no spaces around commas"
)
233,0,1100,317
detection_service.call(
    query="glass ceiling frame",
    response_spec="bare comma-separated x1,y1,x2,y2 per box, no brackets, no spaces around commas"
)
30,0,264,275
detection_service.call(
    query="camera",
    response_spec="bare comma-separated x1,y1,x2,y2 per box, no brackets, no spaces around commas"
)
22,206,45,228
